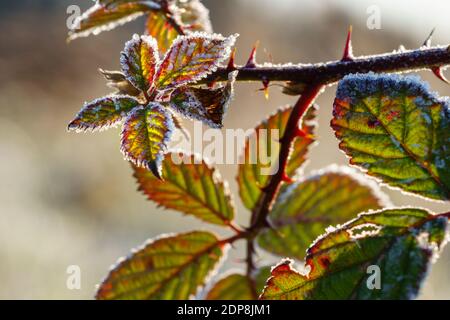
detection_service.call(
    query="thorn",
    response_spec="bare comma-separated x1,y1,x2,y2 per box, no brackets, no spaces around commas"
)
281,171,294,184
342,25,354,61
263,48,274,64
294,127,314,139
227,47,237,72
432,66,450,84
422,27,436,47
397,44,406,52
207,79,217,89
245,41,259,68
262,77,270,100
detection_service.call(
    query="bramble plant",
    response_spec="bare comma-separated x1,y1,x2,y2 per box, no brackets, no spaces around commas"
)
68,0,450,300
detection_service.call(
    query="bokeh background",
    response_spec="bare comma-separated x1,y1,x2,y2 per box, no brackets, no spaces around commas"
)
1,0,449,299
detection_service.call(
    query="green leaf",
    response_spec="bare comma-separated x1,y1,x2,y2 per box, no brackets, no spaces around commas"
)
96,231,224,300
257,167,387,260
237,105,317,211
121,102,174,179
68,95,139,132
260,208,449,300
68,3,155,41
206,273,257,300
121,34,160,93
332,73,450,201
133,151,235,226
206,266,271,300
254,266,271,296
169,71,237,128
155,33,238,91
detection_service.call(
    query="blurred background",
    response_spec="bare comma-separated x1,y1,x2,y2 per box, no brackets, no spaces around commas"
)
1,0,449,299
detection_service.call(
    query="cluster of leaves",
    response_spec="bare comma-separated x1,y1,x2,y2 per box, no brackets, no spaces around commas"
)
69,0,450,300
69,30,238,177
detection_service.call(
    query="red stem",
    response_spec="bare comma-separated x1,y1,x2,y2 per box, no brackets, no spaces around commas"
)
251,83,324,230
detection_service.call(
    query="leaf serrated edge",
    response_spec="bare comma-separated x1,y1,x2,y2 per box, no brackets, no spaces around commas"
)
120,103,175,178
152,149,237,225
276,164,392,210
95,231,229,300
68,95,140,133
156,32,239,89
120,34,160,92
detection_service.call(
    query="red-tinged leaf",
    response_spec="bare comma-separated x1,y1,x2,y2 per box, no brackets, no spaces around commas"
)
68,95,139,132
121,102,174,178
121,34,160,92
98,0,161,9
133,152,235,226
332,73,450,200
169,71,237,128
68,3,156,41
206,273,257,300
155,32,238,91
145,10,180,53
257,167,387,260
260,209,449,300
96,231,225,300
237,106,317,210
145,0,213,53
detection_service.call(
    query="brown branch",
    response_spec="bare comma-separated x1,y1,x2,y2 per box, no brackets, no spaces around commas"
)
207,45,450,84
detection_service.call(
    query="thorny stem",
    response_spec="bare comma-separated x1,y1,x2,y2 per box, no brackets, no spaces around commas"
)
206,45,450,85
218,41,450,292
251,84,324,231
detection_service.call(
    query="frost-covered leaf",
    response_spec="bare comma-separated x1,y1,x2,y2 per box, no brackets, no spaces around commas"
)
68,3,155,41
99,69,142,96
237,106,317,210
332,73,450,201
96,231,224,300
261,208,449,300
206,273,256,300
68,95,139,132
155,33,238,91
169,71,237,128
121,34,159,92
121,102,174,179
133,151,235,226
257,167,387,260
